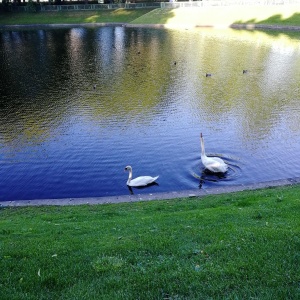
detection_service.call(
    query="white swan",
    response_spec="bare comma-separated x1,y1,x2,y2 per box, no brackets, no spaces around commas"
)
124,166,159,187
200,133,228,173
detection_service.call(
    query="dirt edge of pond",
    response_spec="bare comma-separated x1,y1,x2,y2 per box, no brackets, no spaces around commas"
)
2,23,300,32
1,177,300,207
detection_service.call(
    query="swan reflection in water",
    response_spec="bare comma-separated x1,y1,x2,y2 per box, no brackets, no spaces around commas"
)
193,168,228,189
193,157,242,188
127,182,160,195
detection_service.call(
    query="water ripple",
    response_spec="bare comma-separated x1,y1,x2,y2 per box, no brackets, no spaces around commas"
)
191,154,243,188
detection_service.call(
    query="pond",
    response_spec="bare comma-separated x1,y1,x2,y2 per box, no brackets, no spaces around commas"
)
0,25,300,201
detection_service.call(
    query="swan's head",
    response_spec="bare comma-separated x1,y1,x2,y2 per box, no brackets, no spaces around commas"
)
124,166,132,172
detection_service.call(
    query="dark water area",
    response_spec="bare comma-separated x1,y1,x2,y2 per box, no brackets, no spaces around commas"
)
0,26,300,201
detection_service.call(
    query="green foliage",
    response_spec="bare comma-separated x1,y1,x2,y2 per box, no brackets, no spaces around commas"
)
26,0,37,13
0,185,299,299
0,0,10,12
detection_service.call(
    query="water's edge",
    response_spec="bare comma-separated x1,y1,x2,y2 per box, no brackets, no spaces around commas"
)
1,177,299,207
1,23,300,32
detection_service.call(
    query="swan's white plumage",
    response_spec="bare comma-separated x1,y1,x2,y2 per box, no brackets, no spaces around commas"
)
200,133,228,173
125,166,159,187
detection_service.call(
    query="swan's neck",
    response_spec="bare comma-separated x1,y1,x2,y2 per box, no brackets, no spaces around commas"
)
127,169,133,184
200,137,206,158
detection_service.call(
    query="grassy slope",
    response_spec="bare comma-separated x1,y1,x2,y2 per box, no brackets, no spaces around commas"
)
131,5,300,26
0,8,154,25
1,185,299,299
2,5,300,26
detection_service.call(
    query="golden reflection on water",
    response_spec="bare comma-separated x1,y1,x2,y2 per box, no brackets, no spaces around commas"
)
1,27,300,142
170,28,300,139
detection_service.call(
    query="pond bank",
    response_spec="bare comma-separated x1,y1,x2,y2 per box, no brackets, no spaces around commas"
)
1,177,300,207
2,22,300,32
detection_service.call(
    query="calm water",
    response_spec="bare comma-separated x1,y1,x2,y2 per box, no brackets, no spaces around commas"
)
1,26,300,201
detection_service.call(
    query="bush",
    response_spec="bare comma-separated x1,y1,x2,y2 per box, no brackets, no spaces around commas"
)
0,0,10,12
26,0,37,12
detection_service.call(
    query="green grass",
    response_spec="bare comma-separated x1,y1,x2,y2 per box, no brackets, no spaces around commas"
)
1,185,299,299
2,6,300,27
0,9,154,25
131,6,300,27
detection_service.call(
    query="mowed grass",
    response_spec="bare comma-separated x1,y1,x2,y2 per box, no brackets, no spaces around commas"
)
0,185,299,299
2,5,300,27
0,8,154,25
131,6,300,26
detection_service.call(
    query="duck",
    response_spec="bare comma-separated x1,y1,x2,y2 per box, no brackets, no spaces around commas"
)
124,166,159,187
200,133,228,173
205,73,212,77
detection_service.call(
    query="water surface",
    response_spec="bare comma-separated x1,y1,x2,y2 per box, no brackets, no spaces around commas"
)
0,26,300,201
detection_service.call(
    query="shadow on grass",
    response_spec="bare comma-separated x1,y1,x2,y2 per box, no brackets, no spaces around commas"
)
257,12,300,25
235,12,300,26
233,12,300,39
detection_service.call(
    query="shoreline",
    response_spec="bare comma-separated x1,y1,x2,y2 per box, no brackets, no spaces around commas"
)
2,22,300,31
1,177,300,207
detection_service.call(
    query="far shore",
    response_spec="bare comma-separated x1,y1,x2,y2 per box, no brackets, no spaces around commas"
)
3,21,300,32
2,5,300,29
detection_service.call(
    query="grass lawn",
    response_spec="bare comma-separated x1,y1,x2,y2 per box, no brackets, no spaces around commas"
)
131,5,300,26
1,185,299,299
2,5,300,27
0,8,154,25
